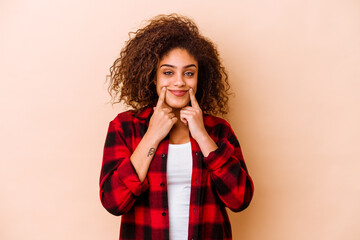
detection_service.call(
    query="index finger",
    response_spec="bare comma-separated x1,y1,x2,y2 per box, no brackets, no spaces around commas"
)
189,88,199,108
156,87,166,108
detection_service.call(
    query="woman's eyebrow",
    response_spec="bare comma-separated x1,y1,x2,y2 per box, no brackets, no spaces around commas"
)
184,64,197,68
160,64,197,68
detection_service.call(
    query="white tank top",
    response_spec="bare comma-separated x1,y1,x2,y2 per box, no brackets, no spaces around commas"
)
167,142,193,240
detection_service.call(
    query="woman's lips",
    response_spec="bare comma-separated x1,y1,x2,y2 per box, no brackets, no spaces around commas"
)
169,90,188,97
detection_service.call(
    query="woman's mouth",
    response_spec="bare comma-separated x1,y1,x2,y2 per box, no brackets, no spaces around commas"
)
169,90,188,97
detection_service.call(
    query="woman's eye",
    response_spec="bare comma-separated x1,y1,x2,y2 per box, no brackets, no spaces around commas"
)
164,71,173,75
184,72,194,76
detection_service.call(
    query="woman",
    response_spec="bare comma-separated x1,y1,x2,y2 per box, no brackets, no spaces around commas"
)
99,14,254,240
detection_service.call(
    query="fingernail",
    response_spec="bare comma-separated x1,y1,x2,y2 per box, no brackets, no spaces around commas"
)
162,87,166,90
189,88,193,92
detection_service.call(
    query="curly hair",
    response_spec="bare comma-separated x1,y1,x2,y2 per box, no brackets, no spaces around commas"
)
108,13,231,115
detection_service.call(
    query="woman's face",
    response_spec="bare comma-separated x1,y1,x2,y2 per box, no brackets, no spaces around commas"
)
155,48,198,109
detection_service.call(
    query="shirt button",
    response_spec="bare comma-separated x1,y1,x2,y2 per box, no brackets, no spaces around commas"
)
195,152,199,156
160,183,165,187
161,154,166,158
195,179,197,184
162,212,166,216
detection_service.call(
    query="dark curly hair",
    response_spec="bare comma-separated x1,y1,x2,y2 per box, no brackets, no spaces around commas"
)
108,14,231,115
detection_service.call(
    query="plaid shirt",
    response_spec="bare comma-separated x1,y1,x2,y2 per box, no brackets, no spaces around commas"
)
99,107,254,240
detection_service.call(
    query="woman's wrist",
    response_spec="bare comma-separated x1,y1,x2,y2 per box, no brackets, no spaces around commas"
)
143,128,162,147
195,131,218,157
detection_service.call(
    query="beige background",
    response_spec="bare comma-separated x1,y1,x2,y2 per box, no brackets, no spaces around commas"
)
1,0,359,239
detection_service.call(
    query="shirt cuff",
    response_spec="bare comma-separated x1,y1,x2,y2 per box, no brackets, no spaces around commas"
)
116,157,149,196
203,138,235,171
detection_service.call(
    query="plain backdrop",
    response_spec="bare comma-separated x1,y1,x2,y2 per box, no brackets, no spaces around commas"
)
1,0,359,239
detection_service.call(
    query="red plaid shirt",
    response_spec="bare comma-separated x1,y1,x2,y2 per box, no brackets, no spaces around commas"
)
99,107,254,239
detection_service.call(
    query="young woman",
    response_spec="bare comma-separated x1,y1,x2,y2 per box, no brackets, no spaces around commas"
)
99,14,254,240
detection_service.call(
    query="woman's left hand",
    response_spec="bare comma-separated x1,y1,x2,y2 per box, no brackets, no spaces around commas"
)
180,88,207,142
181,88,218,156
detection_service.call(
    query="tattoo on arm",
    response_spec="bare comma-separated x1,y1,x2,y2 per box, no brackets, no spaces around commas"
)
147,148,155,157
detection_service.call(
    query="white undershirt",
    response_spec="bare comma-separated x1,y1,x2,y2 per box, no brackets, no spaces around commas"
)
167,142,193,240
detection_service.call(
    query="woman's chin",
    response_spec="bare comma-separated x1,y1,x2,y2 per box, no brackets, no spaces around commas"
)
166,100,189,109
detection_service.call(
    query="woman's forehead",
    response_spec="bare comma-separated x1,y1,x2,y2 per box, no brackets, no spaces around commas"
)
159,48,198,67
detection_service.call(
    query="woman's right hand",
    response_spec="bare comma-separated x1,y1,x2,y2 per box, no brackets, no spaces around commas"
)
147,87,177,144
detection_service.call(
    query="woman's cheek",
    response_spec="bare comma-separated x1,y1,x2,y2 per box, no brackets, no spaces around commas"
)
156,81,167,96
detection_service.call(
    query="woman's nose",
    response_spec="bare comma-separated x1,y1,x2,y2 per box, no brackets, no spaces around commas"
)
173,74,185,86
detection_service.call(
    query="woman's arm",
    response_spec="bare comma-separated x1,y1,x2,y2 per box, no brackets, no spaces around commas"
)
180,89,254,211
180,88,217,156
130,87,177,181
100,122,147,215
99,87,177,215
203,124,254,212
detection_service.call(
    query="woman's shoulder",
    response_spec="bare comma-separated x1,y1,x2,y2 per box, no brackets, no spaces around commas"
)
203,114,236,141
203,114,231,128
110,107,152,125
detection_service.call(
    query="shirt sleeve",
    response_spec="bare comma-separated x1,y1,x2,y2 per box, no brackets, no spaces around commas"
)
99,121,149,216
203,122,254,212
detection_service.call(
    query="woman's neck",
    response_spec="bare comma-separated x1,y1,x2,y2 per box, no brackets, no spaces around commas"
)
169,108,190,144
